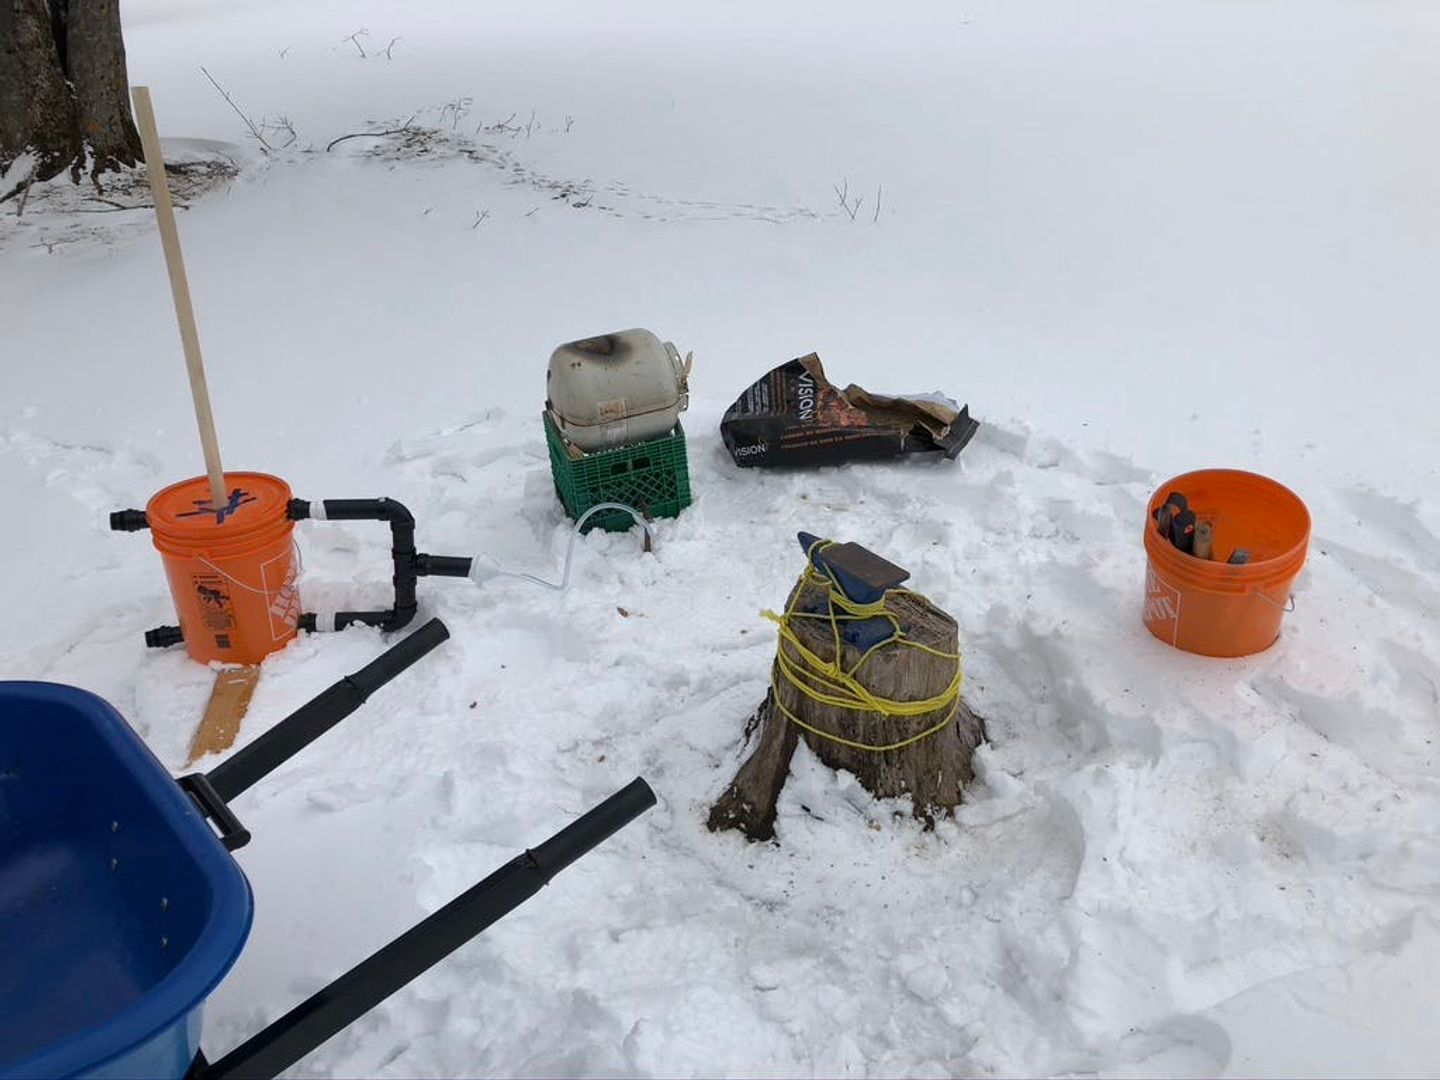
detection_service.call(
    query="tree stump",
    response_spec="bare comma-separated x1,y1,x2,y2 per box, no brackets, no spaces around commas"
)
709,572,986,842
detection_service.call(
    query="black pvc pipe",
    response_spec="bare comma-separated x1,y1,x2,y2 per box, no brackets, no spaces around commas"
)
289,498,419,633
325,610,414,633
200,778,656,1080
289,496,474,630
207,618,449,802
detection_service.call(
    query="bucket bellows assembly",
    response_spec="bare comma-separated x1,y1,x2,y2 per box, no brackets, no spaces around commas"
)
111,480,479,661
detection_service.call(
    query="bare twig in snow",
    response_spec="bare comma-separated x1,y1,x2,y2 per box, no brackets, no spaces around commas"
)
873,183,882,224
382,36,401,60
342,28,369,57
485,111,518,136
524,110,536,138
15,178,33,218
832,178,862,221
201,66,273,152
278,45,290,59
77,199,186,213
440,97,474,130
525,206,539,216
325,116,416,153
263,115,298,149
471,209,490,228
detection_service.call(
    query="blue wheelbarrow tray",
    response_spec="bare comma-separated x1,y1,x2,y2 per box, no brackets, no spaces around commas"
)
0,682,253,1080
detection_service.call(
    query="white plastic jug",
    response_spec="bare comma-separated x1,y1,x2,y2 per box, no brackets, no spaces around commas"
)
546,329,691,451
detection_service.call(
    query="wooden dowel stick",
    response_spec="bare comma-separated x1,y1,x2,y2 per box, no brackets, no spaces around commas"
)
131,85,228,509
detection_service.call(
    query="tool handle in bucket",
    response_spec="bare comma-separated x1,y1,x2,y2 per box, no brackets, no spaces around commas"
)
207,618,449,802
132,86,228,509
196,778,657,1080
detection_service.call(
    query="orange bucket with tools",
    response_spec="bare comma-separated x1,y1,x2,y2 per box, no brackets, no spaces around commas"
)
146,472,301,665
1142,469,1310,657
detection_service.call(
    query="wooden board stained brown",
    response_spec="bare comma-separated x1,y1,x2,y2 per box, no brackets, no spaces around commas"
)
187,665,260,765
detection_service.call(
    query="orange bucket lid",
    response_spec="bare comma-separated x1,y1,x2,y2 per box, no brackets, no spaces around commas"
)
147,472,293,545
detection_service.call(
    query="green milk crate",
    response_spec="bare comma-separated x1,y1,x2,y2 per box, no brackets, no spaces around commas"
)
544,412,693,532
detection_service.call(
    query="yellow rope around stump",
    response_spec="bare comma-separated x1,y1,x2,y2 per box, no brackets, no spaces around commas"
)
762,539,963,753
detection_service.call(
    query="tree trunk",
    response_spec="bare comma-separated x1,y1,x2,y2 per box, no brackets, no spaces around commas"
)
0,0,78,181
0,0,141,192
65,0,140,174
709,573,986,842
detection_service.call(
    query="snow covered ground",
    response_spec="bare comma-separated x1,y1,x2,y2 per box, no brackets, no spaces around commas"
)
3,0,1440,1075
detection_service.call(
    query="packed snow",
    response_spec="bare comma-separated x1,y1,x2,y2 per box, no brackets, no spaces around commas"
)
3,0,1439,1076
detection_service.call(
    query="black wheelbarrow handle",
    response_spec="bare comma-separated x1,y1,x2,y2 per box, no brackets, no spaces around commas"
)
204,618,451,804
192,777,658,1080
178,618,450,852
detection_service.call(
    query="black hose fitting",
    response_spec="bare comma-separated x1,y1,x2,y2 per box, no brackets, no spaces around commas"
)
110,509,149,532
413,553,474,578
145,625,184,649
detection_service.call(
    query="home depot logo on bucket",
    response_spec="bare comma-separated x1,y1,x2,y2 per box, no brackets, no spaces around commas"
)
263,548,301,642
1144,564,1182,646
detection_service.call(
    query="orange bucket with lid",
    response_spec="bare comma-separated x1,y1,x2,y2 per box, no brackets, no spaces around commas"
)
146,472,301,665
1142,469,1310,657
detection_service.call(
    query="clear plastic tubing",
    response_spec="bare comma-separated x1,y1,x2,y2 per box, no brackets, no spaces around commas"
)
468,503,655,592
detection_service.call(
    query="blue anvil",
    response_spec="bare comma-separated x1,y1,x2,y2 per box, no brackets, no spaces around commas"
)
797,532,911,650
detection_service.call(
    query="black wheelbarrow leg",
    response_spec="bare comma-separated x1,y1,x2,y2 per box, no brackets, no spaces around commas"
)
194,778,657,1080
